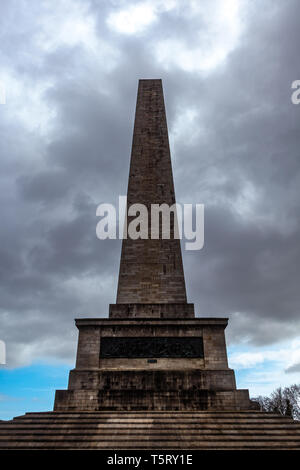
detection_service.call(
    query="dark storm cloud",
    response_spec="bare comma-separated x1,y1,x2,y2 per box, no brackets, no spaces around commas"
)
0,0,300,367
286,363,300,374
175,1,300,347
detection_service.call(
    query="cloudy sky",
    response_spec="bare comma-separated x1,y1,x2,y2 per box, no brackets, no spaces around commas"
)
1,0,300,419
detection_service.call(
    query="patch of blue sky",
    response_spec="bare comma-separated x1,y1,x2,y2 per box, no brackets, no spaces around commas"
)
0,362,69,420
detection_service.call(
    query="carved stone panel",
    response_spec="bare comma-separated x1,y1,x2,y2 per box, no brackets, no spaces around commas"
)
100,337,204,358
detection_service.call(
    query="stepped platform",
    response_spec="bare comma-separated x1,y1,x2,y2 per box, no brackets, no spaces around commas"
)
1,411,300,450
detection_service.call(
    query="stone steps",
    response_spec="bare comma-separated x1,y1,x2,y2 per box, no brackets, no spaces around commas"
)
2,423,299,430
1,430,300,436
10,411,293,422
15,411,289,418
1,411,300,449
7,418,293,425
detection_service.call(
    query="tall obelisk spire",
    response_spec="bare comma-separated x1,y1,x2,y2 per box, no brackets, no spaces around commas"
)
116,79,187,304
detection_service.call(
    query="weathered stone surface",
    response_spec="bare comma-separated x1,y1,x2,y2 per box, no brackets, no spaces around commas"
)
109,302,195,318
54,317,251,411
1,411,300,449
116,79,187,305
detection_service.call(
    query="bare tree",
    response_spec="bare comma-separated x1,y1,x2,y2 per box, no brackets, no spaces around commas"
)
254,384,300,420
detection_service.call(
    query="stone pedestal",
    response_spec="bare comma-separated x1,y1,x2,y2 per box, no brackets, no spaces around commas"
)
54,313,252,411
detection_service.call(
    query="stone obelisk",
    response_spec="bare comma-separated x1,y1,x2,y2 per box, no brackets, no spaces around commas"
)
54,79,252,412
117,79,186,305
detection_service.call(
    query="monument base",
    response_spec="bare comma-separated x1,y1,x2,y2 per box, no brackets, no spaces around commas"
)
54,316,255,412
55,381,251,412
